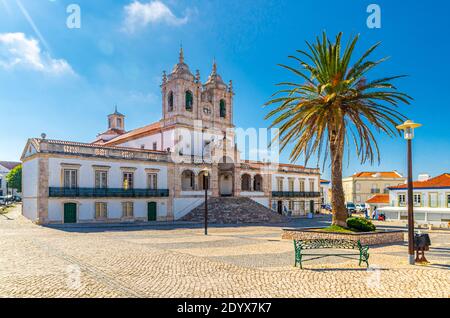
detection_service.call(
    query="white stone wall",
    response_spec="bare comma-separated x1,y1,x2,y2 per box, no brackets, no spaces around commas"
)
271,173,320,192
389,188,450,208
22,159,39,221
47,198,168,223
47,157,168,189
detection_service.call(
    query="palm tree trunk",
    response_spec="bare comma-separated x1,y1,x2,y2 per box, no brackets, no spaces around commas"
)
329,128,348,227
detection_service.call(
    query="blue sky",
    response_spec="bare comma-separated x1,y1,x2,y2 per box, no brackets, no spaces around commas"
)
0,0,449,180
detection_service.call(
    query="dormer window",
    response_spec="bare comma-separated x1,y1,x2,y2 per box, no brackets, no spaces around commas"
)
168,91,174,112
220,99,226,118
185,90,193,111
116,118,122,128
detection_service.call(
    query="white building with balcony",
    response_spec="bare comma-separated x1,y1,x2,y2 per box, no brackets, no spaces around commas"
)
379,173,450,226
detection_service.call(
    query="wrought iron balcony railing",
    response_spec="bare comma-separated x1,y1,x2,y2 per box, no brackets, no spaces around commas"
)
271,191,321,198
49,187,169,198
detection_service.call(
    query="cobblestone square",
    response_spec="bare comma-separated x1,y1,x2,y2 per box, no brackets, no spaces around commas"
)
0,205,448,298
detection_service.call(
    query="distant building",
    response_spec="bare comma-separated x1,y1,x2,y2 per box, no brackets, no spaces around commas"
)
0,161,21,196
365,194,390,215
342,171,406,204
320,179,331,205
380,173,450,225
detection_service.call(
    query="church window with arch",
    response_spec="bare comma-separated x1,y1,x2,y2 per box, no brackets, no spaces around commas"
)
168,91,174,112
220,99,226,118
185,90,193,111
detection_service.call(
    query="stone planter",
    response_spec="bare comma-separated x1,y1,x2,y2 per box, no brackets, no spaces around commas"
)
282,228,405,246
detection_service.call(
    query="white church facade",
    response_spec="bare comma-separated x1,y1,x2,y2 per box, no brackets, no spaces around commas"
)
21,49,321,224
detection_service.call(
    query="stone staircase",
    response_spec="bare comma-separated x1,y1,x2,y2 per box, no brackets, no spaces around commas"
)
181,197,286,224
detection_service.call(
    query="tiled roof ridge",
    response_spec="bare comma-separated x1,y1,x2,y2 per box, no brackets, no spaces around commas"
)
389,173,450,189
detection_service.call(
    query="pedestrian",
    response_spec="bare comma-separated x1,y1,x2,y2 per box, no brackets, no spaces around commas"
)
372,206,377,220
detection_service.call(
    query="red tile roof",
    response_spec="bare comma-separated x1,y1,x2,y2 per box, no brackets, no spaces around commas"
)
0,161,21,170
352,171,403,178
104,122,161,146
389,173,450,189
366,194,390,204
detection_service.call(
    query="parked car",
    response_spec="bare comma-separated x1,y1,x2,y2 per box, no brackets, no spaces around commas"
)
321,204,332,211
346,202,356,216
12,195,22,202
0,196,6,206
356,203,367,213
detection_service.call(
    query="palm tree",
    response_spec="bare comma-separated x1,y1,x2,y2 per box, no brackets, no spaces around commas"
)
265,32,411,227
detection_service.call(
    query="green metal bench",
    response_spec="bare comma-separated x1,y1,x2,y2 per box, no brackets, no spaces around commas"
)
293,239,369,269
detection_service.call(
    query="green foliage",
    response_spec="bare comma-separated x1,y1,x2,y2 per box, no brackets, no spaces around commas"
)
320,225,356,233
346,217,376,232
265,31,411,165
6,164,22,192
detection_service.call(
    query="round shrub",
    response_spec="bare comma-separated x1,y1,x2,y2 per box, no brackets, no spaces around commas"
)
346,217,376,232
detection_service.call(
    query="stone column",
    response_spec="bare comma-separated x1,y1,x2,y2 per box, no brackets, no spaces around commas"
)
37,157,49,224
166,162,175,221
234,166,241,196
211,164,219,197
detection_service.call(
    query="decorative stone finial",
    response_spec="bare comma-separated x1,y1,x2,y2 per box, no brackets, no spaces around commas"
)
228,80,233,93
162,71,167,84
212,58,217,75
179,45,184,64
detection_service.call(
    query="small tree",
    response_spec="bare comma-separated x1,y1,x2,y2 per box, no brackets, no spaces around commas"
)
6,164,22,193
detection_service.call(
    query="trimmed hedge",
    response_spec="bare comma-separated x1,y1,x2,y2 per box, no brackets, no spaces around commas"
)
346,217,376,232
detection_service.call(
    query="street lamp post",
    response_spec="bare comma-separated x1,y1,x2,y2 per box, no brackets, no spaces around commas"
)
201,136,212,236
396,120,422,265
204,170,209,235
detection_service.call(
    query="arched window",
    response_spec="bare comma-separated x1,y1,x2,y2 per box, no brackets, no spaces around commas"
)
241,174,251,191
254,174,263,192
168,91,174,112
185,90,193,111
198,171,210,190
220,99,226,118
181,170,195,191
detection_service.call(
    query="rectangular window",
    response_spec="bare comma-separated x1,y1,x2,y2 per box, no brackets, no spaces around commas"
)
413,193,422,207
309,180,315,192
95,202,107,219
447,194,450,208
152,142,157,151
299,179,305,192
123,172,134,189
288,179,294,192
122,202,134,217
356,183,361,191
277,179,283,192
95,170,108,189
429,193,438,208
288,200,294,210
371,184,380,193
63,169,78,188
147,173,158,190
398,194,406,206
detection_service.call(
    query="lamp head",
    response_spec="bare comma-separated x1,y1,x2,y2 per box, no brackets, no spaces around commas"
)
396,120,422,140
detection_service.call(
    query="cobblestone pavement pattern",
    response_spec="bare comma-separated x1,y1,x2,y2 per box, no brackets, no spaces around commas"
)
1,205,449,297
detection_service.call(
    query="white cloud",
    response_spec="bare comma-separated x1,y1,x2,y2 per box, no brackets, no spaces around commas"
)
0,32,75,75
123,1,189,33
